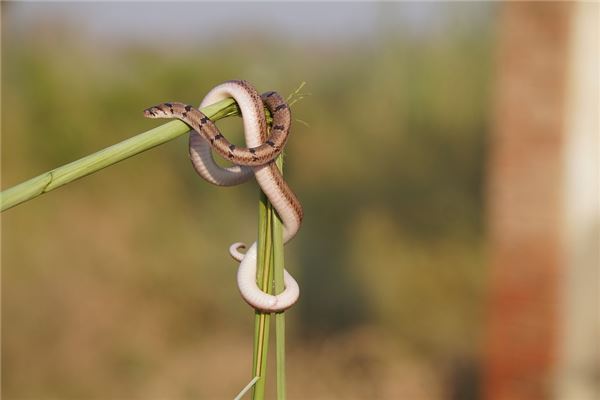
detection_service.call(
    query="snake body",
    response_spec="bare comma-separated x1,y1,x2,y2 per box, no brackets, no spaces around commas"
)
144,80,303,312
143,83,290,167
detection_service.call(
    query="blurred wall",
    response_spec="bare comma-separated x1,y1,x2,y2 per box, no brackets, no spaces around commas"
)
557,2,599,399
484,2,599,400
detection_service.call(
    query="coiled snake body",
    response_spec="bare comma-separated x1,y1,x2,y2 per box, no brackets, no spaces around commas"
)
144,80,302,312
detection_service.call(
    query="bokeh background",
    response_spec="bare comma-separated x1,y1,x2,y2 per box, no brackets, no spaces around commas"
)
1,2,597,400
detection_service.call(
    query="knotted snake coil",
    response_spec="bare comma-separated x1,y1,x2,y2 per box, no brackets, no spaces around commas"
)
144,80,303,312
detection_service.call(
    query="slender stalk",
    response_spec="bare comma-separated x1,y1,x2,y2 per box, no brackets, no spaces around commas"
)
0,97,266,212
234,376,260,400
251,154,286,400
272,156,287,400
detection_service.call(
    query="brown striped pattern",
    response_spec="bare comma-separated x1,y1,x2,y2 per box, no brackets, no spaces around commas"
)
143,91,291,166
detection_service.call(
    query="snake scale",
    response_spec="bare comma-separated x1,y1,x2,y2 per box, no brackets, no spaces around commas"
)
144,80,303,312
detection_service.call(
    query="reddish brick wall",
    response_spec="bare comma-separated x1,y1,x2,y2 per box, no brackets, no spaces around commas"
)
484,3,573,400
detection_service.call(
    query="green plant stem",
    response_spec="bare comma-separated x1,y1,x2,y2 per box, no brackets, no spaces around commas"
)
251,154,287,400
1,82,310,213
0,97,267,212
272,156,286,400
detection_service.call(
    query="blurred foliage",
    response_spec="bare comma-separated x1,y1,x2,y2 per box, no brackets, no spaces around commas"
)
2,5,493,399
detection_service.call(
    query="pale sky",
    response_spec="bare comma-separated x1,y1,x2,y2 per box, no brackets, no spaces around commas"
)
4,2,493,46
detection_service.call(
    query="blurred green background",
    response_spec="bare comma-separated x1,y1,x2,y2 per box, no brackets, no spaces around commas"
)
2,2,494,399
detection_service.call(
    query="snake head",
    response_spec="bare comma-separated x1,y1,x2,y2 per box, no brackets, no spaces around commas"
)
143,107,160,118
143,103,172,118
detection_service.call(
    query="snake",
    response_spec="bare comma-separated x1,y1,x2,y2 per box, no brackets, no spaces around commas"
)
144,80,303,312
